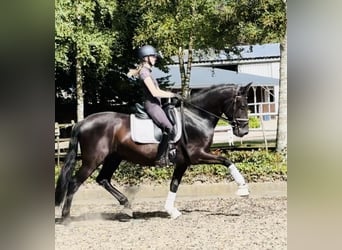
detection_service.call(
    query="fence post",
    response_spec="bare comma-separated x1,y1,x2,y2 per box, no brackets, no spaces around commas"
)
259,114,268,151
55,122,60,166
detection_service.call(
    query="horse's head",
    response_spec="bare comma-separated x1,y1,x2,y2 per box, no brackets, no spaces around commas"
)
225,82,252,137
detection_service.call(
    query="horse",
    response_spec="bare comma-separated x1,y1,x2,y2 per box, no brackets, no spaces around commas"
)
55,82,252,220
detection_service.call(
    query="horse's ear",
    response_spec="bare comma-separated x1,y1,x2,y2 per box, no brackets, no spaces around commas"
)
239,82,252,95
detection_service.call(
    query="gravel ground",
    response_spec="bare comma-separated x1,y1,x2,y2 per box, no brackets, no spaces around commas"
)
55,184,287,250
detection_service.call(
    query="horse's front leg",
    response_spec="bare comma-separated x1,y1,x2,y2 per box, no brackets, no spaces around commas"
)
165,163,188,219
195,152,249,197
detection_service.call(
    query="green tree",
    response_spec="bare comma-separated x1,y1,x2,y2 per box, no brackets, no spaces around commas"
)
130,0,285,98
226,0,287,152
130,0,287,150
131,0,225,97
55,0,287,154
224,0,287,152
55,0,117,121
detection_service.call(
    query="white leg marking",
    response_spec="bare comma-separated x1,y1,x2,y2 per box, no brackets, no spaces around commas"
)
229,164,249,197
164,191,182,219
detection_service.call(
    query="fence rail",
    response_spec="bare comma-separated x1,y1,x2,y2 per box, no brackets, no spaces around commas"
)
55,121,75,165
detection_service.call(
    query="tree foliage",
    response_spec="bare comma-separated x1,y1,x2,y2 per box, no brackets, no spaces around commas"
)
55,0,119,120
55,0,117,70
130,0,286,96
211,0,286,46
55,0,286,120
131,0,227,96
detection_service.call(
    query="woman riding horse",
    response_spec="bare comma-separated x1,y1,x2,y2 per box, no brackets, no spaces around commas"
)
55,72,252,220
128,45,182,166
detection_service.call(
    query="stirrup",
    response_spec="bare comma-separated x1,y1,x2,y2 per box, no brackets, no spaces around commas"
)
169,148,176,162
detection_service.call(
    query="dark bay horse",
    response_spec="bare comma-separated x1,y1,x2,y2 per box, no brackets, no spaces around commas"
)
55,83,252,220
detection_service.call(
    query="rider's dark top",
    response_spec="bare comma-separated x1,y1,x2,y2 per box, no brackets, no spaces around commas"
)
139,66,161,106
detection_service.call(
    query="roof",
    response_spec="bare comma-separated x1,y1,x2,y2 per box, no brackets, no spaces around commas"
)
231,43,280,59
153,66,279,89
171,43,280,64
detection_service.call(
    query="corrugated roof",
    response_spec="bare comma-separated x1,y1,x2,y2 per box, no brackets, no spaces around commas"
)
235,43,280,59
171,43,280,64
153,66,278,88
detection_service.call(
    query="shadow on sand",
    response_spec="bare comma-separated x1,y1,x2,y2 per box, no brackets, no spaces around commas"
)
55,210,170,224
55,207,241,225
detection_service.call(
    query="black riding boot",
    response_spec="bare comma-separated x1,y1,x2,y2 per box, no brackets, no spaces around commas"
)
155,129,172,166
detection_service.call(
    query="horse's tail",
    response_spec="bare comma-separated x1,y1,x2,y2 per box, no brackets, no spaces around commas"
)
55,122,81,206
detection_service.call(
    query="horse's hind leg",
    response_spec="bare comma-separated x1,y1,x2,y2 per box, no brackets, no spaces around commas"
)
96,154,131,211
61,160,98,219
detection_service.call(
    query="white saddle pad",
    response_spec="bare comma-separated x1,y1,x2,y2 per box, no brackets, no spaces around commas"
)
130,110,182,144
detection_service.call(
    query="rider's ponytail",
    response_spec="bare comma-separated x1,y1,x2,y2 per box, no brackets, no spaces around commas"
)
127,64,143,78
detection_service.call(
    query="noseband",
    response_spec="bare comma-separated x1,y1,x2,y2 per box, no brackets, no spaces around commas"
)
228,92,249,131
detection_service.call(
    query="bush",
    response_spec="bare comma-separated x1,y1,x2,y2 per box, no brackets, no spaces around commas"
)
216,116,260,128
227,150,287,182
249,116,261,128
217,119,228,126
55,150,287,185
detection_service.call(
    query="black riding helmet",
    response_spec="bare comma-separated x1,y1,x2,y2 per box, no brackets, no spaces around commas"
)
138,45,159,59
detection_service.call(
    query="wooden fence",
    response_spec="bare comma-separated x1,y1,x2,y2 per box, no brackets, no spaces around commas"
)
55,121,75,165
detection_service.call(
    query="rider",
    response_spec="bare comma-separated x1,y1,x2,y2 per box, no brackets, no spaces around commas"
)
128,45,179,166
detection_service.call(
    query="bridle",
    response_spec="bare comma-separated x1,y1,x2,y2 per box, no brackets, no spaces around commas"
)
227,91,249,131
182,86,249,131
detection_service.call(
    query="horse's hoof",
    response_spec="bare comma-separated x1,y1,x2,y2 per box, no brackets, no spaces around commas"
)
122,207,133,218
165,207,182,219
170,208,182,219
236,184,249,197
60,216,71,225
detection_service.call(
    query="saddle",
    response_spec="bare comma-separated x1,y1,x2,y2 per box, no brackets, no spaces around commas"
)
130,103,182,143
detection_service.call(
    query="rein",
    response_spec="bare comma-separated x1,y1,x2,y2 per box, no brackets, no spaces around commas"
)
181,86,248,124
178,86,248,147
183,99,249,127
183,100,230,122
180,100,188,144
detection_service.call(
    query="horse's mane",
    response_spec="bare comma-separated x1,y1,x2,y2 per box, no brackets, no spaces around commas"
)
189,83,236,104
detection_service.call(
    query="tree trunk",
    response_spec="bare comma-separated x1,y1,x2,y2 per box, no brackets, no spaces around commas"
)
178,47,190,98
178,35,194,98
184,35,193,98
76,55,84,122
178,46,186,96
276,29,287,152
